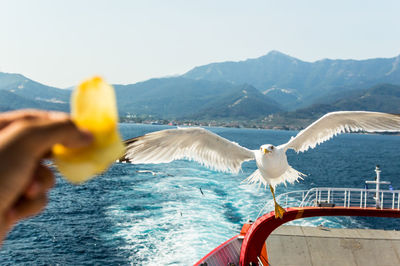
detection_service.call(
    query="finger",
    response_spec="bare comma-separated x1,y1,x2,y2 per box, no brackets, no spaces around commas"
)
0,110,68,130
9,118,93,159
6,194,48,225
25,164,55,199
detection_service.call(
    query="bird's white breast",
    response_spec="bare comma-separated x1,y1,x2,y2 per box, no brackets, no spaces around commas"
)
255,148,289,181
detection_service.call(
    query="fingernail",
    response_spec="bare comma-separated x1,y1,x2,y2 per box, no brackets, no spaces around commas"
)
48,112,70,120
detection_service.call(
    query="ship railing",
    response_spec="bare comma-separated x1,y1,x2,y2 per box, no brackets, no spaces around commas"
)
256,188,400,220
299,187,400,209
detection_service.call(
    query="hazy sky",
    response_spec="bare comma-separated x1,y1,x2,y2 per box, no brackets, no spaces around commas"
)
1,0,399,88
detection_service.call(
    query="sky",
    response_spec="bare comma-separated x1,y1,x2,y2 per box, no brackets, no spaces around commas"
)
1,0,400,88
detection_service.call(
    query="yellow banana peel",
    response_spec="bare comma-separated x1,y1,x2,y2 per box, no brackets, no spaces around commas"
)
53,76,125,184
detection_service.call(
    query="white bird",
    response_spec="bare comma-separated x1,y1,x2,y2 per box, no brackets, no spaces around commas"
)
120,111,400,218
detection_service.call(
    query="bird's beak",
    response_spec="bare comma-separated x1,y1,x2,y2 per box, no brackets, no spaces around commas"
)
263,148,271,154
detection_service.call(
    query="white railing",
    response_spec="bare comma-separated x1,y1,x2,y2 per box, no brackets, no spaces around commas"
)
256,188,400,220
255,167,399,220
299,187,400,209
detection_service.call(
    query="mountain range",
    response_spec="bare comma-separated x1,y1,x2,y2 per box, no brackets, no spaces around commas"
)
1,51,400,125
184,51,400,109
114,78,281,120
0,72,69,112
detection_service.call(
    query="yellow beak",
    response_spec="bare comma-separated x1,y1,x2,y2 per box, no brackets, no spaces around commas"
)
263,148,271,154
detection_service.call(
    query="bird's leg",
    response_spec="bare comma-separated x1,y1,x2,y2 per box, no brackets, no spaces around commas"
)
269,185,285,219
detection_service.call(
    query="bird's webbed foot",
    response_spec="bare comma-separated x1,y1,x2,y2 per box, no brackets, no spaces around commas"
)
274,202,286,219
269,185,286,219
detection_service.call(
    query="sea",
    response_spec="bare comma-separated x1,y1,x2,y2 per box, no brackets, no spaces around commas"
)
1,123,400,265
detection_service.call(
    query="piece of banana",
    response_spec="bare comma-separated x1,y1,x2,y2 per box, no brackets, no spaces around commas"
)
53,76,125,184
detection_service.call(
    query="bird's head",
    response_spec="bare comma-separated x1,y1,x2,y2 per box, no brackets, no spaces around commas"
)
260,144,275,155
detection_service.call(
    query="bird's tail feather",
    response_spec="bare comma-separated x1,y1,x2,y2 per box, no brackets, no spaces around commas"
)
243,167,306,189
243,169,268,189
270,167,306,189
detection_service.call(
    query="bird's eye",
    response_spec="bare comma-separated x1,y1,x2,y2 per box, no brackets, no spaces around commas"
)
271,146,274,150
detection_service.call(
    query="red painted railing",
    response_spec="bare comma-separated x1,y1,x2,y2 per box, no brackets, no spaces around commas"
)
239,207,400,265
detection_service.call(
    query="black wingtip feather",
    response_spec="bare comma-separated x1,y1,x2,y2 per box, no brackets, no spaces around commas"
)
124,136,141,145
117,135,145,163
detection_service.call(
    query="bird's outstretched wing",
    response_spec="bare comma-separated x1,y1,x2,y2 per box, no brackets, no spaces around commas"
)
283,111,400,153
121,127,255,173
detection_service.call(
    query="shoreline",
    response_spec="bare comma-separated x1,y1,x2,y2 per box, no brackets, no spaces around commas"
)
119,121,400,135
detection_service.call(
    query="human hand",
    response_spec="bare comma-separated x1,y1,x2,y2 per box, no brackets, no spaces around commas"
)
0,109,93,243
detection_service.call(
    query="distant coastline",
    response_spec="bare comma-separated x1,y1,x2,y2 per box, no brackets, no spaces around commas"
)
119,116,306,130
119,117,400,136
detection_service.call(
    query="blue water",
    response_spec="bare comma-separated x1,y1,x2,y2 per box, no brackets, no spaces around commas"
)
1,124,400,265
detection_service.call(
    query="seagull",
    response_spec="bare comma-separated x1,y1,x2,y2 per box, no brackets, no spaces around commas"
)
120,111,400,218
136,170,157,176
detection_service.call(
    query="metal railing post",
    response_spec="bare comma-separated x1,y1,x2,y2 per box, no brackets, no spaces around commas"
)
286,194,288,207
393,193,395,209
398,193,400,210
348,191,351,207
328,189,331,203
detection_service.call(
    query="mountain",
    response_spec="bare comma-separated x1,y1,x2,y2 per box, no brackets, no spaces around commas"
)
0,73,282,120
314,83,400,113
0,72,70,112
114,77,282,119
0,90,41,112
183,51,400,109
189,84,282,120
2,51,400,124
115,77,237,118
267,83,400,129
0,90,67,112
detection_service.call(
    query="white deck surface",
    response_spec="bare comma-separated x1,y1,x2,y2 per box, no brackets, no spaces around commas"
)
267,225,400,266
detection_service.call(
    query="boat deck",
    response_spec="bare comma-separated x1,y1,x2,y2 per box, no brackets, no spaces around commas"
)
267,225,400,266
194,167,400,265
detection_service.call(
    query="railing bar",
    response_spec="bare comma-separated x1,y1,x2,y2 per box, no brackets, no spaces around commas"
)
348,191,351,207
398,193,400,210
269,188,400,211
286,194,288,207
393,193,395,209
328,189,331,203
